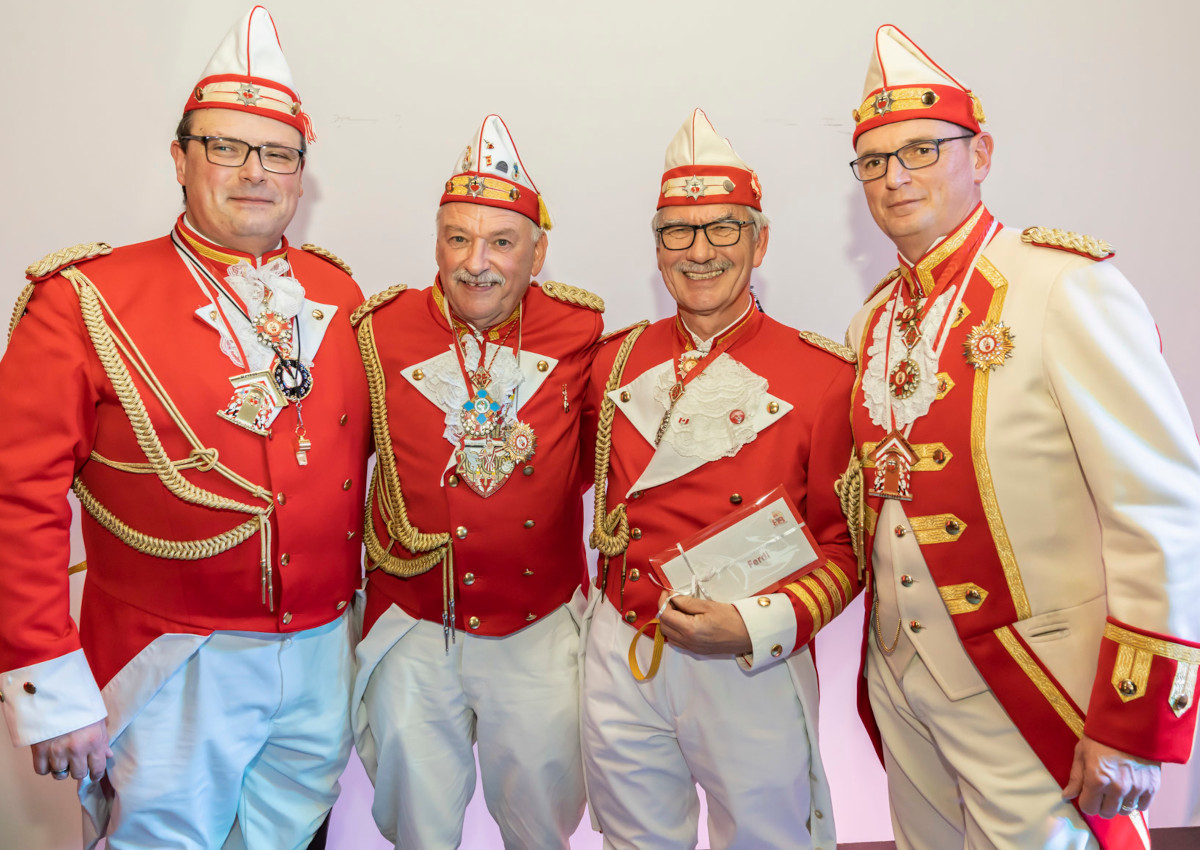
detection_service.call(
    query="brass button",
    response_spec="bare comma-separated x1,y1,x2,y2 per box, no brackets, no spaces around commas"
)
463,572,476,585
448,475,459,487
630,528,642,540
209,310,218,321
312,309,324,320
757,597,771,608
336,600,347,610
455,526,468,539
624,611,637,623
945,520,961,535
523,568,534,576
282,612,293,625
468,616,481,629
524,519,535,528
909,620,923,633
280,553,290,566
630,491,643,500
767,401,780,414
0,691,5,703
1118,679,1138,696
339,414,348,425
343,479,353,491
620,391,631,402
412,369,425,381
628,568,640,582
814,809,824,820
1173,695,1190,712
277,492,286,505
23,682,36,695
346,530,356,540
921,90,936,106
965,589,982,604
894,525,906,537
730,494,743,505
900,574,914,587
770,644,783,657
523,465,534,476
933,448,946,464
537,360,549,372
525,613,536,621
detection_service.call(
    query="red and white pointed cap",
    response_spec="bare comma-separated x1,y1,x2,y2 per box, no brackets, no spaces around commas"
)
440,114,550,230
852,24,985,145
658,108,762,211
184,6,314,142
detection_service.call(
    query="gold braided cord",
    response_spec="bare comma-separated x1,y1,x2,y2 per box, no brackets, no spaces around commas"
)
357,314,449,574
798,330,856,363
7,283,35,342
590,322,649,557
299,243,353,276
87,447,222,474
350,284,408,328
541,281,605,313
24,242,112,280
1020,227,1115,260
74,478,261,560
834,450,865,580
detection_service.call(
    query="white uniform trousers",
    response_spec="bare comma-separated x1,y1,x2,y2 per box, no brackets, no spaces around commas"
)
866,630,1099,850
361,602,585,849
582,596,817,850
103,614,354,850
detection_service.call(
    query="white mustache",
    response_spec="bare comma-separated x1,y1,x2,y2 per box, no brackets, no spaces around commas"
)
454,269,506,286
676,259,733,275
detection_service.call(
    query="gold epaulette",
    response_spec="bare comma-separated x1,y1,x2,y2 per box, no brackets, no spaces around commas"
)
598,319,650,345
25,242,112,282
1021,227,1115,260
350,284,408,328
799,330,856,363
865,267,901,304
300,243,353,276
540,280,605,313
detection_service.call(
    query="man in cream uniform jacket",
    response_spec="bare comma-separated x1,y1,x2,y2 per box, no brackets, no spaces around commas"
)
583,108,860,850
845,24,1200,850
0,8,369,848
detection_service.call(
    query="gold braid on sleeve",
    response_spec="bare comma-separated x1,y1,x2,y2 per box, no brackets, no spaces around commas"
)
834,450,866,581
589,322,648,558
357,313,450,577
541,281,605,313
350,284,408,328
7,283,35,342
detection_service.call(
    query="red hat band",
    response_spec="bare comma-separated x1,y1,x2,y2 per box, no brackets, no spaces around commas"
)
658,165,762,211
853,84,983,144
441,171,542,225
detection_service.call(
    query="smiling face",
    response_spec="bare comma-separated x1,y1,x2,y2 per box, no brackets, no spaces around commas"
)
435,202,547,329
655,203,768,339
170,108,304,258
854,118,992,260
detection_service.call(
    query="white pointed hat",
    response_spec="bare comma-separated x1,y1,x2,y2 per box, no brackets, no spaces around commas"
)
852,24,984,145
659,108,762,211
441,114,550,230
184,6,313,142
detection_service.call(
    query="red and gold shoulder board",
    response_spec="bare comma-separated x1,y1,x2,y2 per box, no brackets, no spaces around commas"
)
598,319,650,345
799,330,856,363
865,267,902,304
539,280,605,313
350,284,409,328
300,243,354,276
1020,227,1115,261
25,242,112,282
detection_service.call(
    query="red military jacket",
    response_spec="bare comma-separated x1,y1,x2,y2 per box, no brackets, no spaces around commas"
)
589,307,860,660
0,220,370,740
357,279,603,638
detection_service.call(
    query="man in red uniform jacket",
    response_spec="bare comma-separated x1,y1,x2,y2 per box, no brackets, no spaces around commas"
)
0,8,369,848
351,114,603,849
581,108,860,850
846,24,1200,850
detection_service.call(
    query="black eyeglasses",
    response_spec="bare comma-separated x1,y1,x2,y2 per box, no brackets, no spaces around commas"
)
179,135,306,174
849,135,975,182
656,219,750,251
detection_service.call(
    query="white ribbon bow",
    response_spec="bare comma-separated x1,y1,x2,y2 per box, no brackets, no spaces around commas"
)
224,257,305,318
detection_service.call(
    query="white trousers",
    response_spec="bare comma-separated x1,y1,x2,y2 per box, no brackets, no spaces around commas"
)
104,615,354,850
866,633,1099,850
361,603,586,849
581,597,817,850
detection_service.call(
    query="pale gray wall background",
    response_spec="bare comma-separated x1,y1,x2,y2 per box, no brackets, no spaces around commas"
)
2,1,1198,847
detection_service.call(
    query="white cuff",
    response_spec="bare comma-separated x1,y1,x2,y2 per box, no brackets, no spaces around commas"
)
1,649,107,747
732,593,797,671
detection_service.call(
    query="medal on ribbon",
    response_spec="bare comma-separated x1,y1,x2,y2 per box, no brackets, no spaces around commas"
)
217,370,288,435
453,388,537,498
963,320,1015,371
868,430,917,501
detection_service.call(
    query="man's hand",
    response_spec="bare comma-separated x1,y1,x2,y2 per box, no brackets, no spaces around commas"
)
656,591,752,655
1062,734,1160,818
31,718,111,781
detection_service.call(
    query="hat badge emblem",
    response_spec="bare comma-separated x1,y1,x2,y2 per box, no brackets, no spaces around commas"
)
874,89,894,115
467,178,484,198
684,175,707,199
236,83,262,106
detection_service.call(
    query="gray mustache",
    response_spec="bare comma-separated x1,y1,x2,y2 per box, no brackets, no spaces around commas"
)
675,259,733,275
453,269,506,286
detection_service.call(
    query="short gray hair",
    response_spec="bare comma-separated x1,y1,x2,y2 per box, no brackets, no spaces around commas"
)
651,205,770,241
